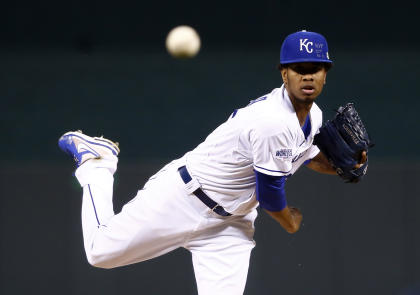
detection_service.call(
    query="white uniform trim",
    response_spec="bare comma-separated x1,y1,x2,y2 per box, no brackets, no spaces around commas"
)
185,84,322,215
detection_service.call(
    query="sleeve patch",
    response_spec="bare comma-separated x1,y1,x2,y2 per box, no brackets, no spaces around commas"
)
274,148,293,159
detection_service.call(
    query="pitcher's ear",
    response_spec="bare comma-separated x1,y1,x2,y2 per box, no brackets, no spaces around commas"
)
280,66,288,85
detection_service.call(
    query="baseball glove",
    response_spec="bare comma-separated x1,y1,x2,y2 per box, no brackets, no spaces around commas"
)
313,103,374,183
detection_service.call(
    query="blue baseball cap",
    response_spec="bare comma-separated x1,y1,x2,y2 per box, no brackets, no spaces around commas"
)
280,30,332,65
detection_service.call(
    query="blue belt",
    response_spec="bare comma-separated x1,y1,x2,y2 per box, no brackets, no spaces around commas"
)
178,166,232,217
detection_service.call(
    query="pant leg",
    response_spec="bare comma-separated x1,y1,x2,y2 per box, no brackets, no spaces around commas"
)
75,157,203,269
187,210,258,295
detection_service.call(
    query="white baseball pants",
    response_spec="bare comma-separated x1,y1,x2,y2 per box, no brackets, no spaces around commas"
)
75,156,257,295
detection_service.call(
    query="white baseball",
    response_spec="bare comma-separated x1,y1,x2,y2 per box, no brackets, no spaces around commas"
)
165,25,201,58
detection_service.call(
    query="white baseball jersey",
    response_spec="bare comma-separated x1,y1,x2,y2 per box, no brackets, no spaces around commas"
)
185,84,322,215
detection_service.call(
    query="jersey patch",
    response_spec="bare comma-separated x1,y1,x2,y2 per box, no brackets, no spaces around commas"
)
274,148,292,160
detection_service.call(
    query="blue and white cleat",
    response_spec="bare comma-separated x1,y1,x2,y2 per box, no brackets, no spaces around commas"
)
58,130,120,166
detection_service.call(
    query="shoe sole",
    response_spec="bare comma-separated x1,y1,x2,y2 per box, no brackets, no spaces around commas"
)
60,131,120,156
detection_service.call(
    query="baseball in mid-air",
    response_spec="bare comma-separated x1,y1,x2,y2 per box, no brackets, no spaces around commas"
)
165,25,201,58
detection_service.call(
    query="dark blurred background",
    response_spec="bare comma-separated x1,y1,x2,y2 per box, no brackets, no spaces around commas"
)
1,1,419,294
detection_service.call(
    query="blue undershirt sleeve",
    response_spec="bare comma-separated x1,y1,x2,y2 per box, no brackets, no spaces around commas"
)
254,170,287,211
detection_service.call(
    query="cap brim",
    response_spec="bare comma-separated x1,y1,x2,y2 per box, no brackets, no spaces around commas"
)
281,58,333,64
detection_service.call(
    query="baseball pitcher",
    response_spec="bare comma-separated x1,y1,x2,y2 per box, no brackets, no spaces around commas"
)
58,30,372,295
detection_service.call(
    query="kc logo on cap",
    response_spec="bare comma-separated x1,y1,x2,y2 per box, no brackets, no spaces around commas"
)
280,30,333,65
300,39,313,53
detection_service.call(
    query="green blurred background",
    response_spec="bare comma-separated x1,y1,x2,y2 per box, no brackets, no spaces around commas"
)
1,1,419,294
